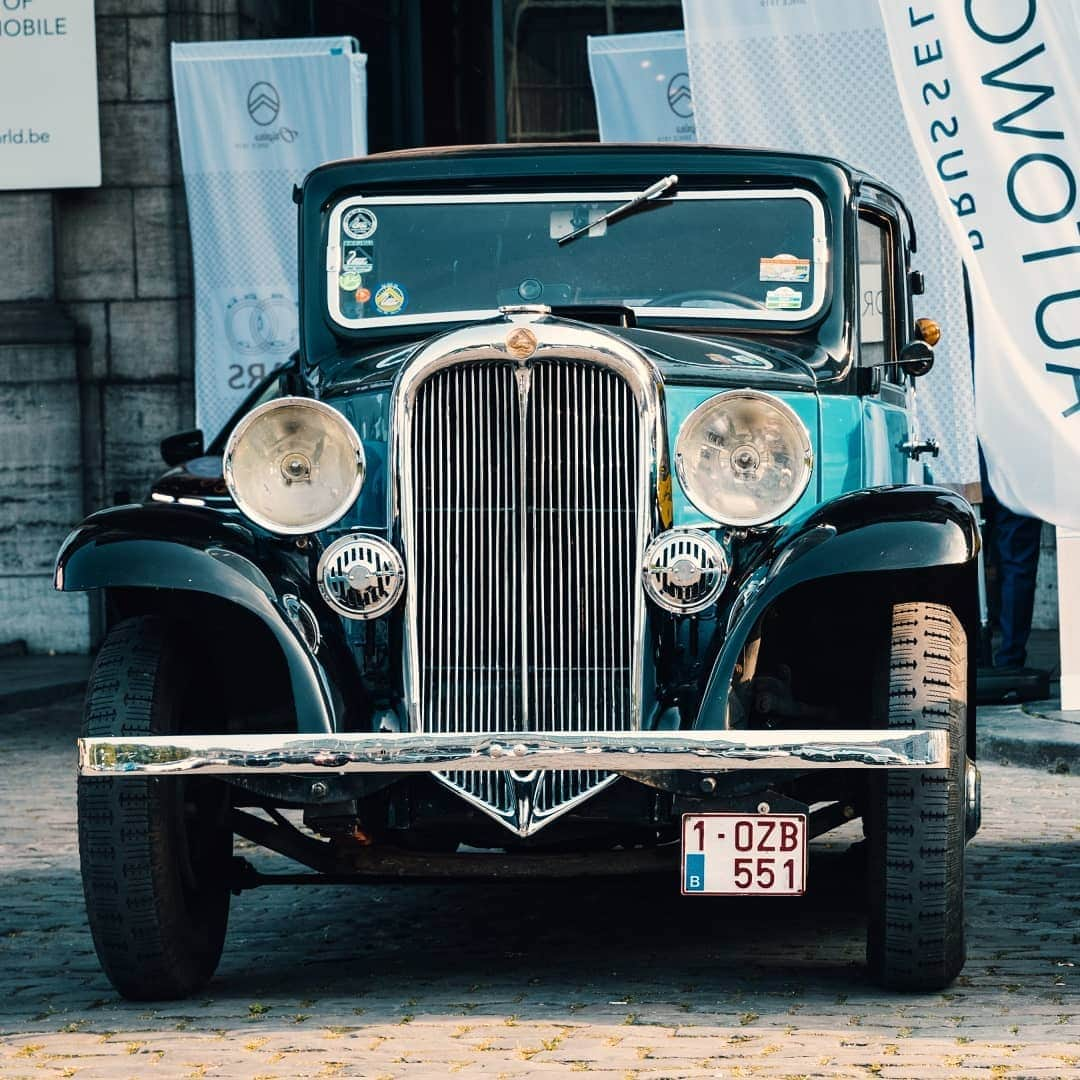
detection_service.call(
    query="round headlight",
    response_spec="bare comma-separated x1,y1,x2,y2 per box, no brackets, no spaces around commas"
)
224,397,365,535
675,390,813,527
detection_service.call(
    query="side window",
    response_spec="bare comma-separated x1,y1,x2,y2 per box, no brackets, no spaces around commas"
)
857,213,899,382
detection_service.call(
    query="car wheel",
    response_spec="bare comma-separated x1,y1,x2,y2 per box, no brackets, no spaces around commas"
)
866,601,967,991
77,616,232,1000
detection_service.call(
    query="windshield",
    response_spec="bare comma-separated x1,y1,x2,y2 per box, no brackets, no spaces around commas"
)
326,189,826,330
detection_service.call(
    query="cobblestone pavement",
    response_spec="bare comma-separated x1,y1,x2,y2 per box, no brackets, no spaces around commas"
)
1,699,1077,1080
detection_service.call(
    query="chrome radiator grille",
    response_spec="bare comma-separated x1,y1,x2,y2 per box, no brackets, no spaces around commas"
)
406,359,643,833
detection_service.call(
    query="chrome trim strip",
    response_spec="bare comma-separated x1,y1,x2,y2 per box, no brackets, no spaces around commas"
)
79,729,949,776
326,188,828,329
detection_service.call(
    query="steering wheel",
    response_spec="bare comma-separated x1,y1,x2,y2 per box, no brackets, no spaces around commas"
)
644,289,768,311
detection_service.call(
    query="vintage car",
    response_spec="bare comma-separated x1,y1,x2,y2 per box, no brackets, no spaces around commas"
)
58,144,979,1000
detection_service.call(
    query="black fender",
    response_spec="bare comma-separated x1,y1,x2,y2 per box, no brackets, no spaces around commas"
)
694,486,980,730
55,504,353,733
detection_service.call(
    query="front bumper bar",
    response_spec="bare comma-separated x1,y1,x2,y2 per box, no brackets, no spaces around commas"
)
78,728,948,777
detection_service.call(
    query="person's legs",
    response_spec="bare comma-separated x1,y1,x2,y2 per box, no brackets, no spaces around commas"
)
993,508,1042,668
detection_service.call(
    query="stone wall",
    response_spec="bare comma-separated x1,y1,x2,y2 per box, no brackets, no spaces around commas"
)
0,0,241,653
0,311,89,652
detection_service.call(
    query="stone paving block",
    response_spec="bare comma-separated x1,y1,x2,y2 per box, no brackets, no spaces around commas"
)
0,193,53,302
56,189,135,302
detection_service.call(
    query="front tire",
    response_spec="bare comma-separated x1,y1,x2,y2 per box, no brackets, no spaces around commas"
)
867,601,967,991
77,616,232,1000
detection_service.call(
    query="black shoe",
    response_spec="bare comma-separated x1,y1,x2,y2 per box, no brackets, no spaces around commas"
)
976,665,1050,705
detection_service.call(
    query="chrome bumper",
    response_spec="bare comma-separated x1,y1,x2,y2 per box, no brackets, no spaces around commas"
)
78,728,948,777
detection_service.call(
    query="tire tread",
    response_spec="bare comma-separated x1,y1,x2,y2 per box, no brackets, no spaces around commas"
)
868,601,966,991
77,617,229,1001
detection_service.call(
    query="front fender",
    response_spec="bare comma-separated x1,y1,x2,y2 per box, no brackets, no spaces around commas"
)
55,504,345,733
695,486,979,729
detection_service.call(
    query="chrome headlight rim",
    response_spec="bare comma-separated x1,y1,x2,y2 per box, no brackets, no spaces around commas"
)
223,396,366,536
675,389,814,528
642,527,729,615
317,533,405,620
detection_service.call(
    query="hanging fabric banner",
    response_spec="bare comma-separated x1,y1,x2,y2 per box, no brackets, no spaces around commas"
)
173,37,367,439
588,30,695,143
682,0,979,493
876,1,1080,529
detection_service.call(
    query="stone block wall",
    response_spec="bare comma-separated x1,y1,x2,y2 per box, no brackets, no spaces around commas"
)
0,313,89,652
0,0,240,653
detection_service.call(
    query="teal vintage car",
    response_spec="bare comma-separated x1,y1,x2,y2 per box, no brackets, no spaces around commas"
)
59,144,979,999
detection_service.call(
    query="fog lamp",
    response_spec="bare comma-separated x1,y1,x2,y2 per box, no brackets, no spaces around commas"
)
642,528,728,614
318,534,405,619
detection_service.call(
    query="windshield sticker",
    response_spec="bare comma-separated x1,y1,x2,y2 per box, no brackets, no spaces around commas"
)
342,247,374,274
342,207,378,240
760,254,811,283
355,286,371,303
338,271,363,291
374,282,407,315
765,286,803,311
548,207,607,240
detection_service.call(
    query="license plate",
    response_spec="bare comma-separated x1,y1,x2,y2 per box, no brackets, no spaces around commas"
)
681,813,807,896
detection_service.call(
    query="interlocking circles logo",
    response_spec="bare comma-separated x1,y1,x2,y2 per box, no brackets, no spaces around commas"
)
666,73,693,119
247,82,281,126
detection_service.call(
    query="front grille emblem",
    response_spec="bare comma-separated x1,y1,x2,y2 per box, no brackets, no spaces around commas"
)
505,327,538,359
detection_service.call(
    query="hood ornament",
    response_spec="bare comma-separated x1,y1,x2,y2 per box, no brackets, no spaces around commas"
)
505,326,538,360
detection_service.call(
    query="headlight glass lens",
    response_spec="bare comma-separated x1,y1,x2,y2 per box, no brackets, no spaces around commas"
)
224,397,365,535
676,391,813,527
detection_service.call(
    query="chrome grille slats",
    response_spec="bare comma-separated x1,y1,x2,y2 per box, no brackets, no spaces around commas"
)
404,349,645,835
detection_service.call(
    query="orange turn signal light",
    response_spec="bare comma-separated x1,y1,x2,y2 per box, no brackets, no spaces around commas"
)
916,318,941,347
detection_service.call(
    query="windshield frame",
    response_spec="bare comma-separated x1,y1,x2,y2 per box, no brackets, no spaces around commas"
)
324,188,829,332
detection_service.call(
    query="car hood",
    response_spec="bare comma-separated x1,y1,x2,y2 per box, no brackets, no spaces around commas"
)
320,316,822,396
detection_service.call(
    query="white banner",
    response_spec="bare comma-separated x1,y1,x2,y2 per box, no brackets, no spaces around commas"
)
173,38,367,439
0,0,100,190
682,0,979,491
588,31,695,143
877,1,1080,529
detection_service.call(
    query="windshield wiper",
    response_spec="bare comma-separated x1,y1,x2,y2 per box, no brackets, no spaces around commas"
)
556,173,679,247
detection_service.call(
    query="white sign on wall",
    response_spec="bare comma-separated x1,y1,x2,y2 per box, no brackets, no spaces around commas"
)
0,0,101,190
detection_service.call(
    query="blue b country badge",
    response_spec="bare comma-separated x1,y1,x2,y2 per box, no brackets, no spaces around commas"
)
684,852,705,892
374,282,407,315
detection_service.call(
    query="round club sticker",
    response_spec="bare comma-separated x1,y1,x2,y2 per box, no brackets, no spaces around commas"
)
374,282,407,315
339,271,363,291
342,207,378,241
355,287,371,303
